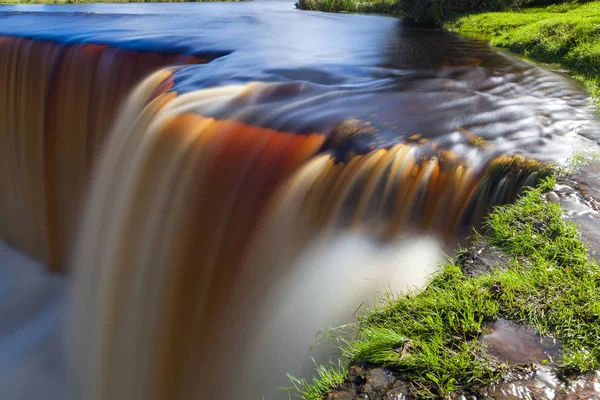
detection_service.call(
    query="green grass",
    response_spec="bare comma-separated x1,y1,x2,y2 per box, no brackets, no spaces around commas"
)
284,360,349,400
294,174,600,398
295,0,401,14
447,1,600,105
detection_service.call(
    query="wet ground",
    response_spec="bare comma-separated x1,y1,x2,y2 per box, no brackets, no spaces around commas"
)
552,162,600,261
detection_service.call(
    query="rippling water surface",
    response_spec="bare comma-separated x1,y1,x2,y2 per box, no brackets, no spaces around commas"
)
1,2,600,400
2,1,599,160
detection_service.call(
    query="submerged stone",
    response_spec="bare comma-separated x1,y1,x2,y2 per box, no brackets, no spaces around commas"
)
479,319,561,366
457,239,509,278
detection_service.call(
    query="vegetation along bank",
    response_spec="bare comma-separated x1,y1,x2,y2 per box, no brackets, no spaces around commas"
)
448,1,600,107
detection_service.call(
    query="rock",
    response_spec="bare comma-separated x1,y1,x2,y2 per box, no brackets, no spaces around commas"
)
363,368,395,394
383,380,414,399
328,386,357,400
457,239,509,278
546,191,560,204
479,319,561,366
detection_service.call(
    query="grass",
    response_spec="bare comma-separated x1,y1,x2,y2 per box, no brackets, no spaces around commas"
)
295,0,402,14
284,360,349,400
292,173,600,398
446,1,600,106
295,0,400,14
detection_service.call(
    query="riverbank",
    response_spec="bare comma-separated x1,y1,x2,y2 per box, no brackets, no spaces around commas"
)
291,164,600,399
447,1,600,107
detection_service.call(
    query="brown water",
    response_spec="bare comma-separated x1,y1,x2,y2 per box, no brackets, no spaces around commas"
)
0,3,600,399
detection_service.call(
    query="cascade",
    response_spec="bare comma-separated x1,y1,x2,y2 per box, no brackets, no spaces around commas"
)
67,73,547,399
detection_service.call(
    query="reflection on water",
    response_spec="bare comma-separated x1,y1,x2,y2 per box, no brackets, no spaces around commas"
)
0,2,599,400
480,319,561,366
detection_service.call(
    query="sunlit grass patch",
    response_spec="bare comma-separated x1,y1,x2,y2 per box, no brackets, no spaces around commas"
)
447,1,600,106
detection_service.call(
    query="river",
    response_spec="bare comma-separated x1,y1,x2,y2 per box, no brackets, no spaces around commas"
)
0,2,599,399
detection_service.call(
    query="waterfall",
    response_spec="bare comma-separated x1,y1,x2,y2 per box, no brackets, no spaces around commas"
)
65,72,546,399
0,36,550,400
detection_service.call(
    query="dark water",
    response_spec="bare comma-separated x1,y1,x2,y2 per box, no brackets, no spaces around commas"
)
1,1,599,164
1,3,600,400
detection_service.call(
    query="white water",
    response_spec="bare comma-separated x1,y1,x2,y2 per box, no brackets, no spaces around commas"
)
0,234,442,400
233,233,444,399
0,241,72,400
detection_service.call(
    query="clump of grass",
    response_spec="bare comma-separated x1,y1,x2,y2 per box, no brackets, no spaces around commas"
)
559,150,600,176
447,1,600,106
294,174,600,398
284,359,349,400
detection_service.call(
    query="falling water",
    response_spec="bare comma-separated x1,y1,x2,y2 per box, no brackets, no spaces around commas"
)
66,73,552,400
0,36,203,271
1,4,600,399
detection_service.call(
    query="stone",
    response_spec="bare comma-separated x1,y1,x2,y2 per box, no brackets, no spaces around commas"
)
363,368,395,393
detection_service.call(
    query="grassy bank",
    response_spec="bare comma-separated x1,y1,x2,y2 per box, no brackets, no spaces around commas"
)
295,0,401,14
447,1,600,105
292,173,600,398
295,0,536,22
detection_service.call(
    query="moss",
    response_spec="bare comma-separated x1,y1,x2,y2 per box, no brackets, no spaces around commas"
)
447,1,600,106
293,172,600,398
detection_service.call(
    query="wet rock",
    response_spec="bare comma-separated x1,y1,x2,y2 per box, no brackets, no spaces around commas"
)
561,371,600,399
349,363,368,387
331,362,600,399
328,365,401,400
328,388,357,400
328,363,369,399
457,239,509,278
546,191,560,204
479,319,561,366
383,380,415,399
363,368,396,394
479,367,600,399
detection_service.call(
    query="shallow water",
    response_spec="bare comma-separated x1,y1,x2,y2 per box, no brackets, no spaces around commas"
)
0,1,599,165
1,2,600,400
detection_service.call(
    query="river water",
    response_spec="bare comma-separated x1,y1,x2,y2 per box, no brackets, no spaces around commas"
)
1,2,600,400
